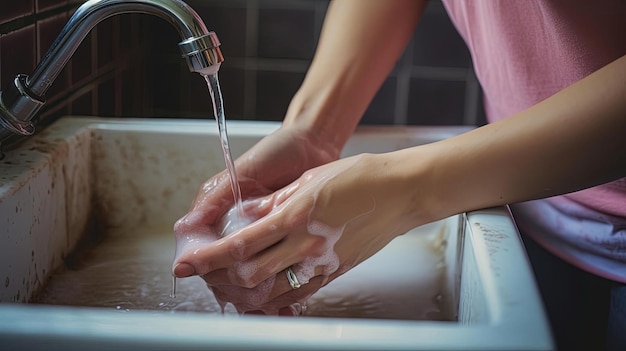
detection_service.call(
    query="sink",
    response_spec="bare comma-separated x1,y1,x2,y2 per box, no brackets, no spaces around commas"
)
0,117,553,350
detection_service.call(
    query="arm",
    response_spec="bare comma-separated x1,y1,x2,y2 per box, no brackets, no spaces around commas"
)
283,0,427,151
401,54,626,225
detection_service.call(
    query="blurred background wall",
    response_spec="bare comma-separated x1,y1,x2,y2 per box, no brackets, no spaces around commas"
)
0,0,485,141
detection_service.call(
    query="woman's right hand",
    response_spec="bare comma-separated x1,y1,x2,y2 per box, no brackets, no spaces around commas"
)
172,122,342,277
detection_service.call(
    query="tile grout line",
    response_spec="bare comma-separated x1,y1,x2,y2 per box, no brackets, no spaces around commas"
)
0,3,80,35
394,40,414,125
243,0,259,118
462,67,480,126
313,0,327,46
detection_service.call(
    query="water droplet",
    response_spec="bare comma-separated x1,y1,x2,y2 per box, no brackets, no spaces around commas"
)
170,275,176,299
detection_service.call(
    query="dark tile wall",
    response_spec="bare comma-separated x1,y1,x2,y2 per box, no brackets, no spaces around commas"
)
1,0,485,143
145,0,485,126
0,0,150,145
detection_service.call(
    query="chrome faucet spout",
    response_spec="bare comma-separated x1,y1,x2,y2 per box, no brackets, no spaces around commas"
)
0,0,223,141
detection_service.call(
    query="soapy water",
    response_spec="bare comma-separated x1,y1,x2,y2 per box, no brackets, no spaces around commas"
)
32,222,452,320
296,220,342,285
174,200,293,315
217,202,255,237
172,173,347,315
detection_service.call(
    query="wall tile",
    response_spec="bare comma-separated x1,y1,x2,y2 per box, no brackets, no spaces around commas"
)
183,73,213,117
258,8,315,60
71,32,92,84
361,78,397,125
412,7,471,68
407,79,466,125
70,90,93,116
191,6,247,58
98,78,115,117
1,25,36,91
36,0,68,12
216,67,245,119
256,70,305,120
119,14,137,53
121,70,142,116
97,18,115,69
183,67,246,119
0,2,34,24
38,103,69,126
146,60,183,117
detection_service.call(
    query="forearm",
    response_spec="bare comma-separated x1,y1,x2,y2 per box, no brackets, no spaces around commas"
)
398,55,626,224
283,0,426,151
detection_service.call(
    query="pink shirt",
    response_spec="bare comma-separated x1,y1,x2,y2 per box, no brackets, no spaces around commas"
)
442,0,626,281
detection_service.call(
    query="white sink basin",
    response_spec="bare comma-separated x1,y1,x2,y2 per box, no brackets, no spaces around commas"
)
0,117,553,350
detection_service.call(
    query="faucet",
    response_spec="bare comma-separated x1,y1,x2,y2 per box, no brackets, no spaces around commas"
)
0,0,223,146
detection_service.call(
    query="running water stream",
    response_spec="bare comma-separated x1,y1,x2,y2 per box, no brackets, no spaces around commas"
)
204,72,245,218
171,72,247,300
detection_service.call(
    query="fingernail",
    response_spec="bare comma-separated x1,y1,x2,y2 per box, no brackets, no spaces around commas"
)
173,263,196,278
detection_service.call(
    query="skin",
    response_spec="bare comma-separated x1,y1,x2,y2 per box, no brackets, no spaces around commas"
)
173,0,626,313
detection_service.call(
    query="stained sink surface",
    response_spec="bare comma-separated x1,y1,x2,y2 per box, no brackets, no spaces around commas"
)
33,221,452,321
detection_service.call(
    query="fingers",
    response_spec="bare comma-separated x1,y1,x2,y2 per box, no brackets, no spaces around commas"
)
174,183,314,278
173,211,290,277
262,274,322,308
189,172,233,220
209,271,326,315
182,170,274,229
177,208,330,285
198,237,305,286
204,263,332,304
198,245,345,314
173,194,279,278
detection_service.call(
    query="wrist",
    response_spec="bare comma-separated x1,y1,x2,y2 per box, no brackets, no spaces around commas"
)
380,145,458,229
282,84,360,154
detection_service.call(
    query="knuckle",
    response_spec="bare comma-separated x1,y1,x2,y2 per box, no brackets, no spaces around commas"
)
240,276,259,289
236,273,259,289
192,259,212,276
230,261,261,288
173,218,190,234
254,266,273,284
200,273,214,285
299,235,327,257
227,237,249,261
173,210,210,235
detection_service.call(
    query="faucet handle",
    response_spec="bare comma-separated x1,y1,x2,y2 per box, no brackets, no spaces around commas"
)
179,32,224,75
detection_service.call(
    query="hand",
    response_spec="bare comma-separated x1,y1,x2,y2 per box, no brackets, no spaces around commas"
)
172,123,341,277
174,152,422,314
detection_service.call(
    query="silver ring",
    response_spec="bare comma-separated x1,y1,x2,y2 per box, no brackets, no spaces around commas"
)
286,267,301,290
